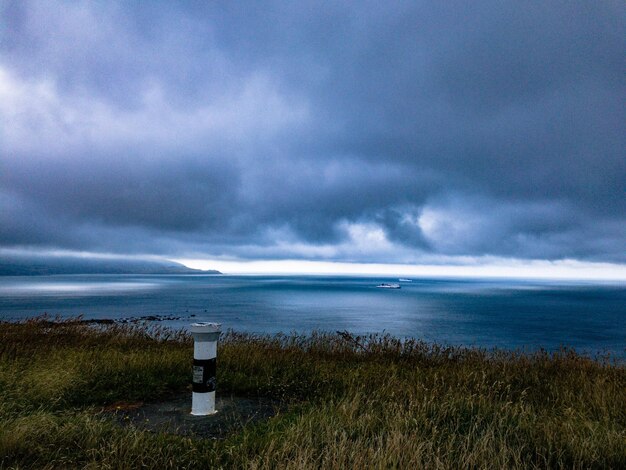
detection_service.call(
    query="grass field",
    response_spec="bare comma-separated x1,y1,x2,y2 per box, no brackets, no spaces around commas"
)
1,317,624,469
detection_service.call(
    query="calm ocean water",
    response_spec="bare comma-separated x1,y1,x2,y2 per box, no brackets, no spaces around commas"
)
0,274,624,357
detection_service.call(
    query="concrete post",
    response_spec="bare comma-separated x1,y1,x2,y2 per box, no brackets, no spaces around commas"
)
190,322,221,415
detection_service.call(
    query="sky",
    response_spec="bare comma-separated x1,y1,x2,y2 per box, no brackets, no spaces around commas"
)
1,1,625,278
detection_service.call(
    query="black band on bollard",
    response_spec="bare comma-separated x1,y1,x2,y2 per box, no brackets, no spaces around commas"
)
192,358,216,393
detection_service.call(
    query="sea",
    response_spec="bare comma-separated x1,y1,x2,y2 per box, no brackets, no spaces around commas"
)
0,274,624,358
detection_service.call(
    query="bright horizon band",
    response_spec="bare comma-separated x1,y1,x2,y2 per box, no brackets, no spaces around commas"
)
175,258,626,281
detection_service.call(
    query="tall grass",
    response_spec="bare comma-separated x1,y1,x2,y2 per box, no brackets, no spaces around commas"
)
1,316,624,469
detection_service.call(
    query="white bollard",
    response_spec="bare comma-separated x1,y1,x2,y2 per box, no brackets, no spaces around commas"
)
190,322,221,416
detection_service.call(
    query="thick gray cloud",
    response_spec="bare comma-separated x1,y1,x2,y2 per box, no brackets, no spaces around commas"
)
1,0,624,264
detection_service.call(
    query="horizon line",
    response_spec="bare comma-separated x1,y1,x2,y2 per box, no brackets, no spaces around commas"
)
175,258,626,281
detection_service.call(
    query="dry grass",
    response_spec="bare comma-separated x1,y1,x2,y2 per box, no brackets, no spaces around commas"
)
1,316,624,469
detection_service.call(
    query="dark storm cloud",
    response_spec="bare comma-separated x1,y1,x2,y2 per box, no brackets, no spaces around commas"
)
1,0,624,263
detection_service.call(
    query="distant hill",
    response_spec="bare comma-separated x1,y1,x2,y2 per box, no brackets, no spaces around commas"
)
0,254,221,276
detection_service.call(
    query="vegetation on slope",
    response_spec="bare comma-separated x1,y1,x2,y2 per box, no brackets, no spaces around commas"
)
1,317,624,469
0,254,220,275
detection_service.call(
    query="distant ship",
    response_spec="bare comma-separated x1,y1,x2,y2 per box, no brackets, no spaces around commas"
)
398,278,412,282
377,283,401,289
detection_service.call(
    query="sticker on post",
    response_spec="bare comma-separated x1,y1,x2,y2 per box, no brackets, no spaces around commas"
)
193,365,204,383
192,358,216,393
207,377,217,392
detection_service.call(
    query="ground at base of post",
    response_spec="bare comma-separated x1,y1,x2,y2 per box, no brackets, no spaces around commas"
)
104,394,281,439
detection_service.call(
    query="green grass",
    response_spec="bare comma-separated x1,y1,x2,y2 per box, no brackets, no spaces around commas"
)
1,317,624,469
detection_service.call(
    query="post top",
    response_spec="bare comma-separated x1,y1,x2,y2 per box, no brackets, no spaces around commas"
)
190,322,222,334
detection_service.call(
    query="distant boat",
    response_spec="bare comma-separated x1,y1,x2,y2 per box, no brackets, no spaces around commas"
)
398,278,412,282
377,283,401,289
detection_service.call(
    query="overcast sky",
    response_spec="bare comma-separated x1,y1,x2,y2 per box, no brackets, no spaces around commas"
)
1,1,624,274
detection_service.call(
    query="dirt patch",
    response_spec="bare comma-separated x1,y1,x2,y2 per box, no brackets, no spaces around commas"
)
104,394,282,439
